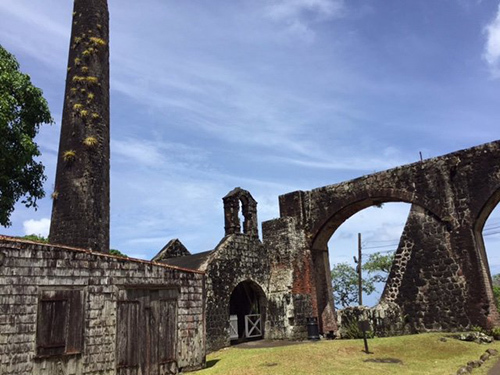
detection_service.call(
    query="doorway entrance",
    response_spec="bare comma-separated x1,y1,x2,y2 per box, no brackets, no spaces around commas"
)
229,281,266,343
116,289,178,375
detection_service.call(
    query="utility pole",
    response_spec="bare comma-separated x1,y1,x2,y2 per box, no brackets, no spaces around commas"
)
356,232,370,354
358,232,362,306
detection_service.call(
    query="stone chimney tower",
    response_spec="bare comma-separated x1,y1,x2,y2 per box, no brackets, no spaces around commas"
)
49,0,110,252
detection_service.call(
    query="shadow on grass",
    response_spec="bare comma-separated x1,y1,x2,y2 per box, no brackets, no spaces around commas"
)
205,359,220,369
364,358,403,364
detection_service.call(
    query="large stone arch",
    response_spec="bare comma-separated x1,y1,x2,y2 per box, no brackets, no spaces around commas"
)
309,198,435,336
263,140,500,337
311,192,443,250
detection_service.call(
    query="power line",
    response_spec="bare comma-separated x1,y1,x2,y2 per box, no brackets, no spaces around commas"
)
363,239,400,244
484,224,500,231
364,249,396,255
363,243,399,250
484,228,500,234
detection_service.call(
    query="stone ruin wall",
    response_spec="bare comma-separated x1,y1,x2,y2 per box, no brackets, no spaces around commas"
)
202,187,321,350
3,139,498,372
262,215,321,339
203,234,270,352
205,141,500,343
268,140,500,336
382,204,470,332
0,237,205,375
202,187,307,350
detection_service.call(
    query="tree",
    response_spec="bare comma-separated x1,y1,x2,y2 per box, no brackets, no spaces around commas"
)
331,251,395,309
331,262,375,308
492,274,500,312
494,285,500,310
0,45,53,227
493,273,500,287
363,251,395,283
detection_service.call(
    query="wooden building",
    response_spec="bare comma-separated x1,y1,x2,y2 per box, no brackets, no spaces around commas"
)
0,236,205,375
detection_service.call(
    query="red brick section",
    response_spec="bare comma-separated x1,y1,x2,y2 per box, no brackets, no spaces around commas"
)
292,251,318,318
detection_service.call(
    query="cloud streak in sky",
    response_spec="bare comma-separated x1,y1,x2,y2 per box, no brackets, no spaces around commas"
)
264,0,344,40
0,2,69,69
1,0,500,264
483,3,500,78
266,0,344,21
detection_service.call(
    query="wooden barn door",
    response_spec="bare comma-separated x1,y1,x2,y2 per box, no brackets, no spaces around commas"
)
117,289,178,375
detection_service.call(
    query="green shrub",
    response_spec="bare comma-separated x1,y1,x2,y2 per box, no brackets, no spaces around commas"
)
21,234,48,243
342,319,374,339
109,249,127,257
490,327,500,338
493,285,500,311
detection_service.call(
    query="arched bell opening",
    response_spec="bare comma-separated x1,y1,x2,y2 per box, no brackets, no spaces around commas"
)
228,280,266,344
223,187,259,238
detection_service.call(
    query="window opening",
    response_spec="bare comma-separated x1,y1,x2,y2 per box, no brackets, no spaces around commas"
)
36,289,84,357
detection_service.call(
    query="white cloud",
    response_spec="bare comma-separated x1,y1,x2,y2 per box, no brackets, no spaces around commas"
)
266,148,412,172
112,138,209,171
23,218,51,237
0,2,69,69
483,3,500,78
265,0,344,40
112,139,166,167
484,206,500,271
266,0,344,21
329,203,412,258
0,3,68,39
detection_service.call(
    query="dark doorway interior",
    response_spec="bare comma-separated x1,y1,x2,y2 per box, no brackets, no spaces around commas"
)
229,281,265,343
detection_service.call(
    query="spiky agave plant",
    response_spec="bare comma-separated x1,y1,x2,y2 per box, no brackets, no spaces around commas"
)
62,150,76,162
83,136,98,147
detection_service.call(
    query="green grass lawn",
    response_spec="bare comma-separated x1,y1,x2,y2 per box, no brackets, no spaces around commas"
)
193,333,500,375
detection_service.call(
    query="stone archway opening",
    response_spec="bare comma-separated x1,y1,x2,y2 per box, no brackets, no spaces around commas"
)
310,197,420,333
474,189,500,320
327,202,412,309
484,204,500,278
312,196,474,333
229,280,266,344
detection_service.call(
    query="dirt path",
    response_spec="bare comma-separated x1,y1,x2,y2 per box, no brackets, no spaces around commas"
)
489,358,500,375
232,339,310,349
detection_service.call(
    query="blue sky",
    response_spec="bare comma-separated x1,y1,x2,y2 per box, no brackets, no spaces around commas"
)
1,0,499,304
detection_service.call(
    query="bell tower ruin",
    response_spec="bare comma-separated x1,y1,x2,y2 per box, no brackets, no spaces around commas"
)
49,0,110,252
